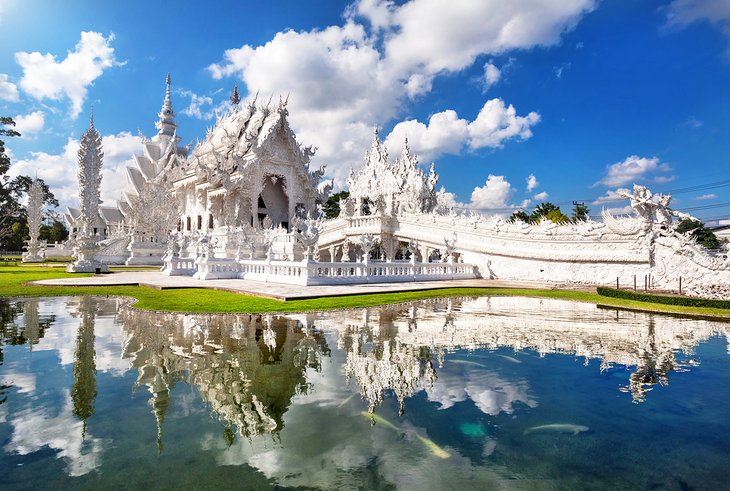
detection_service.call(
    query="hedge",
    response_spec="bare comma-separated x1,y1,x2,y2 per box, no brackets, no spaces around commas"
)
596,287,730,310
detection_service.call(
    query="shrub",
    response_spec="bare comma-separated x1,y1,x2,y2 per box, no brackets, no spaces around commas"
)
596,287,730,310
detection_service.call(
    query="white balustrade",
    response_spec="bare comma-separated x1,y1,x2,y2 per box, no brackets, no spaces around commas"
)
169,255,477,285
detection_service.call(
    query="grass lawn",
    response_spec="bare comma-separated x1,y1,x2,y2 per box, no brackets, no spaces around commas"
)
1,265,729,317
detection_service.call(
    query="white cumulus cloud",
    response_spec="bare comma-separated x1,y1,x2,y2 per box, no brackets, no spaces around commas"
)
526,173,539,191
14,110,45,135
533,191,549,201
385,110,469,161
385,99,539,162
467,99,540,149
207,0,594,184
15,31,119,119
595,155,673,188
0,73,19,102
382,0,596,76
470,175,515,211
483,62,502,89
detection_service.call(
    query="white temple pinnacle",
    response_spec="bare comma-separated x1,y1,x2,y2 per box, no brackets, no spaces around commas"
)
67,110,108,273
77,115,104,227
157,73,176,138
22,178,45,262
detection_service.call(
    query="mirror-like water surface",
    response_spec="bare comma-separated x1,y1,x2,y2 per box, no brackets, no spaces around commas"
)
1,296,728,489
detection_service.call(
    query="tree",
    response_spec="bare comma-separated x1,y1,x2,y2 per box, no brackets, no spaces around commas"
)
530,202,569,224
508,210,530,223
40,219,70,243
544,209,570,224
675,218,720,250
1,117,21,244
572,202,590,222
322,191,349,219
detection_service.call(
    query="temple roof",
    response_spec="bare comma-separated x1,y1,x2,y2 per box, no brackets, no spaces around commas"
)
126,166,146,196
175,95,325,200
190,96,307,166
99,206,124,224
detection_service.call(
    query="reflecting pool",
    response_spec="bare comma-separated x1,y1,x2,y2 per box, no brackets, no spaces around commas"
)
1,296,729,489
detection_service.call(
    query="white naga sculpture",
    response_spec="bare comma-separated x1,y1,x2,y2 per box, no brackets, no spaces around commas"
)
22,178,45,262
616,184,694,225
67,112,109,273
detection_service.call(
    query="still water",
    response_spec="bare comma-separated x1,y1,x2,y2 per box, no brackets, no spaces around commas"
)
1,296,729,490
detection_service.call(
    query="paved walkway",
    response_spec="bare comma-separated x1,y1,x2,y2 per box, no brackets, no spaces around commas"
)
32,271,558,301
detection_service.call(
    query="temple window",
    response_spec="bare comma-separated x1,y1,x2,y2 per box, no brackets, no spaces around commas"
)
186,216,191,231
197,215,202,230
208,214,214,229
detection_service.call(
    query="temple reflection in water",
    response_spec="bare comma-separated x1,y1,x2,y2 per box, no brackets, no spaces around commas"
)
2,294,728,457
117,295,730,444
298,297,728,405
118,307,331,449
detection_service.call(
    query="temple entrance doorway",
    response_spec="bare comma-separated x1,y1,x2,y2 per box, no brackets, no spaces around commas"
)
259,175,290,230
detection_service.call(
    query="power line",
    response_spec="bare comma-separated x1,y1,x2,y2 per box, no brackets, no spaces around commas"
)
666,179,730,195
677,201,730,212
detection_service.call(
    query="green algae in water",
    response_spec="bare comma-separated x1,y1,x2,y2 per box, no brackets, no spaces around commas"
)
459,422,487,437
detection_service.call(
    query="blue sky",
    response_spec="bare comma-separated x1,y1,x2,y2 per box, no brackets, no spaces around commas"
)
1,0,729,223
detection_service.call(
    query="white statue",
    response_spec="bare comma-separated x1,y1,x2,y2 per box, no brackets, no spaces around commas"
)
22,178,45,263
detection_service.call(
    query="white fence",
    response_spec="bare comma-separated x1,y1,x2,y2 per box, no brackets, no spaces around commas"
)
169,255,478,285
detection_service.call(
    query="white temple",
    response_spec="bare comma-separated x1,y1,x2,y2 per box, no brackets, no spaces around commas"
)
61,76,730,298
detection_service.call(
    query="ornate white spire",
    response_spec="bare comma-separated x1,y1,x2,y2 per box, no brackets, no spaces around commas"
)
156,73,177,138
22,178,45,262
77,112,104,235
26,178,43,243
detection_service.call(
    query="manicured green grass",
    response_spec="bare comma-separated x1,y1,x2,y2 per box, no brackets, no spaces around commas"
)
1,265,729,317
